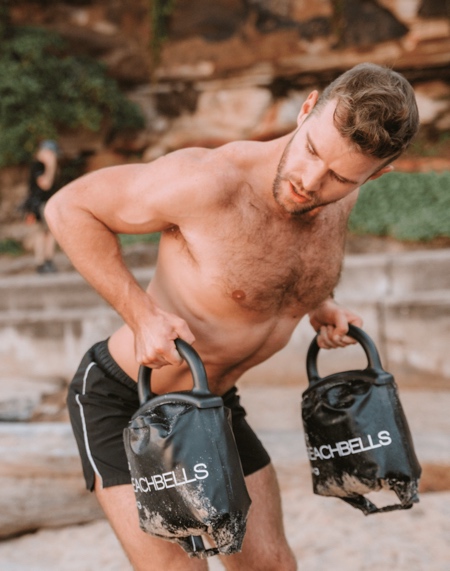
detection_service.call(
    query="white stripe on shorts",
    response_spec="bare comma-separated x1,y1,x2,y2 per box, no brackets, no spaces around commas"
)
76,361,103,487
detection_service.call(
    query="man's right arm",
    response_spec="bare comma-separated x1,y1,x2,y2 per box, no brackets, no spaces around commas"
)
44,161,196,368
36,147,58,191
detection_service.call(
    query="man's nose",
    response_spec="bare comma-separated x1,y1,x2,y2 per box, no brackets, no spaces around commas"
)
302,164,326,192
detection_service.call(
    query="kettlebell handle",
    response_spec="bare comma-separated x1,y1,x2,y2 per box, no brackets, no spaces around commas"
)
306,324,384,384
137,338,212,405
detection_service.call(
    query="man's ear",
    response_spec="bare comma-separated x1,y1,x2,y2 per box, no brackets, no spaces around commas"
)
297,90,319,126
367,164,394,182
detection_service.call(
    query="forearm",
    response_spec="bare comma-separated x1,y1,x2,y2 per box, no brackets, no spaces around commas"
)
45,196,153,328
44,161,198,367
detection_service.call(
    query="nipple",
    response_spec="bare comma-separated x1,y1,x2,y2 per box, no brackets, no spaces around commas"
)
232,290,246,301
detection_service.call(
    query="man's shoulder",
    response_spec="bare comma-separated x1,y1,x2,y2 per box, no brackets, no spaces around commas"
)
202,141,265,183
155,143,251,187
162,142,250,168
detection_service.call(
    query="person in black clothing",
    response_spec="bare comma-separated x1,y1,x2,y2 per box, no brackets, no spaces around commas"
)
22,140,61,273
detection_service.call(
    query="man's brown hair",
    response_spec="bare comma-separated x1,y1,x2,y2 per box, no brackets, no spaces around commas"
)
314,63,419,162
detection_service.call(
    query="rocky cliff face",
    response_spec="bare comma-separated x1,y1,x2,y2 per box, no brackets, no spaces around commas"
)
2,0,450,224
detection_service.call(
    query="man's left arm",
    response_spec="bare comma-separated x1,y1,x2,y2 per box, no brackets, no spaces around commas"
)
308,297,363,349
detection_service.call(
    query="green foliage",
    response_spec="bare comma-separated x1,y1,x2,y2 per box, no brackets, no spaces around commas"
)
349,171,450,241
0,238,25,257
119,233,161,247
149,0,177,64
0,24,145,167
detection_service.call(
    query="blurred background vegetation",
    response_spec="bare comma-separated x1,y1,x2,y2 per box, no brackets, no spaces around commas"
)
0,7,144,168
349,171,450,242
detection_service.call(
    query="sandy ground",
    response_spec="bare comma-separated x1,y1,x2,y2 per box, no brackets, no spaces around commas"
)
0,489,448,571
0,386,448,571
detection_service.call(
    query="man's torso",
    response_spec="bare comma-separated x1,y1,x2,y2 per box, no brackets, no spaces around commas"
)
108,143,352,394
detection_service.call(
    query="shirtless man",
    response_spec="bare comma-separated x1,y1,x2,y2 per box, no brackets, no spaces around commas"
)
45,63,419,571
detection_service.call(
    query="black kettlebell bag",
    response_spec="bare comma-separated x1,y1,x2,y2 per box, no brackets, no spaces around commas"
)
123,339,251,558
301,324,421,515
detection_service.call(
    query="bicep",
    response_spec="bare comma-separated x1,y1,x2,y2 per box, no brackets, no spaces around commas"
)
48,163,174,235
48,151,216,236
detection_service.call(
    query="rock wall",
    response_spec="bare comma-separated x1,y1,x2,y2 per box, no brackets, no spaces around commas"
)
2,0,450,224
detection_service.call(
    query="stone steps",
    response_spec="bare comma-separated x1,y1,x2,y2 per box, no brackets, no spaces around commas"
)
0,250,449,385
337,248,450,300
1,248,448,312
0,267,153,313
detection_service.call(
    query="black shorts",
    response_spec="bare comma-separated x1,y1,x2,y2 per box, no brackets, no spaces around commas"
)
67,340,271,491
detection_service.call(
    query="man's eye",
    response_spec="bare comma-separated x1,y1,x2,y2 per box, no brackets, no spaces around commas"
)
306,145,316,156
331,172,346,183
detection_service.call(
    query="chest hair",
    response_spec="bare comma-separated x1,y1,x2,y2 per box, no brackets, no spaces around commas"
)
209,197,347,313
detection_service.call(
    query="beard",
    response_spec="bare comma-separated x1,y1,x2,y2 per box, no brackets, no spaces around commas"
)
272,133,330,216
272,172,322,216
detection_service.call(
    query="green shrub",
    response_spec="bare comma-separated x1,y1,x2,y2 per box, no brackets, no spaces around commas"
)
0,238,25,256
150,0,177,64
349,171,450,241
119,233,161,247
0,24,145,167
